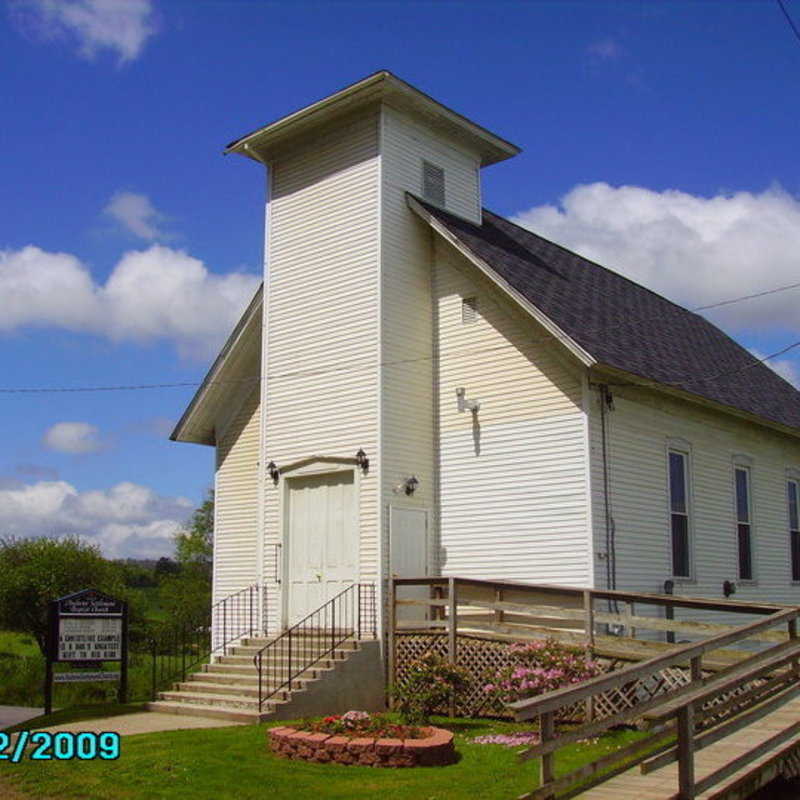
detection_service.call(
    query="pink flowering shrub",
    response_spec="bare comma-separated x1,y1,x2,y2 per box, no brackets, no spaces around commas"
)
391,652,470,725
483,638,601,714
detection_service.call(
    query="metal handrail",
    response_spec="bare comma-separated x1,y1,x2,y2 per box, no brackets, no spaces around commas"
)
253,582,376,711
149,582,265,700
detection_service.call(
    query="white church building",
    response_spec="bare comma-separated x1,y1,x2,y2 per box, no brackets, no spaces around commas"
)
171,71,800,647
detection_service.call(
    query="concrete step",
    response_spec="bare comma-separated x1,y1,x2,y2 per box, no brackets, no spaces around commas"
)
146,700,270,724
202,662,330,680
186,672,311,691
148,633,379,726
176,681,294,700
214,651,347,667
229,639,358,656
240,631,368,648
159,689,266,711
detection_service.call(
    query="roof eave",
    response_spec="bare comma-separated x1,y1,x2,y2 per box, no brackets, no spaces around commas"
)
225,71,521,167
407,194,596,369
593,363,800,441
170,284,264,446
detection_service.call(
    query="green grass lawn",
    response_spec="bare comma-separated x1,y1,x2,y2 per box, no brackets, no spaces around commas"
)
1,716,646,800
0,631,39,658
0,624,194,708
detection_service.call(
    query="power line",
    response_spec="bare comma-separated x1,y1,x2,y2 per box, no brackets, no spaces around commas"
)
668,339,800,388
777,0,800,45
693,280,800,311
0,277,799,395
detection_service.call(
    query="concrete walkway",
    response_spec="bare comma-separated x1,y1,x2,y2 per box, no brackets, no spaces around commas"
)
32,711,244,737
0,706,42,730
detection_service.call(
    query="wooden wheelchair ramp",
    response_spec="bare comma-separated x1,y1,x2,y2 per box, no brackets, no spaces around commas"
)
506,604,800,800
582,694,800,799
389,577,800,799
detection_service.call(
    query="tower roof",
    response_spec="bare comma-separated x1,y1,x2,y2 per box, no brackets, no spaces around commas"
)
225,70,521,166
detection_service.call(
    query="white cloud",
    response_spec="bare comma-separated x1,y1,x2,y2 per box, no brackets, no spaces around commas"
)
11,0,157,64
512,183,800,332
587,38,621,60
0,479,193,558
43,422,105,454
0,244,260,359
104,191,168,240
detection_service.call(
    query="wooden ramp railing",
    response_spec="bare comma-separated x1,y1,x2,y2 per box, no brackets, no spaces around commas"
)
511,607,800,799
390,577,800,798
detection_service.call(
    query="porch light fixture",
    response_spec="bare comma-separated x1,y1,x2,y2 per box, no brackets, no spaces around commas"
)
404,475,419,496
355,449,369,473
456,387,480,414
267,461,280,485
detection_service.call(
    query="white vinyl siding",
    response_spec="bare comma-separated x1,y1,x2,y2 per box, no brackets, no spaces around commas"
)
589,385,800,607
213,386,261,605
261,110,380,633
383,104,481,224
378,106,484,589
433,239,590,586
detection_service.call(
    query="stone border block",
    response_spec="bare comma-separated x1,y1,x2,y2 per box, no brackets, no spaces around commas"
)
268,726,456,767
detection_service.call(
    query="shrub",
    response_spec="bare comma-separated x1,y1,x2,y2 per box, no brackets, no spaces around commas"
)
483,638,601,714
391,652,470,725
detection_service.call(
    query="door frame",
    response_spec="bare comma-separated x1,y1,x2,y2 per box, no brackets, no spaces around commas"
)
278,459,361,629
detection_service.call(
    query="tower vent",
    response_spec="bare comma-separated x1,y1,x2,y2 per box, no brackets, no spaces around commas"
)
422,161,445,207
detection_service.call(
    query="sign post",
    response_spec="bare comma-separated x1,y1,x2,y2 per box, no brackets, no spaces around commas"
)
44,589,128,715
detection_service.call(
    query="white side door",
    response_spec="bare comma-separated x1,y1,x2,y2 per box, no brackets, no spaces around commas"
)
286,471,357,625
389,507,429,622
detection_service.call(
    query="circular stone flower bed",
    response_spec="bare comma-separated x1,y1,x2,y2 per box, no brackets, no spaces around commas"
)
268,722,455,767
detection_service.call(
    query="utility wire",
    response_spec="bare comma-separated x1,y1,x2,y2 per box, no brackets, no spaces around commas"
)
1,278,799,395
777,0,800,45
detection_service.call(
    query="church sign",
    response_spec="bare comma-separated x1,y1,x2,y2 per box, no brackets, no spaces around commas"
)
45,589,129,714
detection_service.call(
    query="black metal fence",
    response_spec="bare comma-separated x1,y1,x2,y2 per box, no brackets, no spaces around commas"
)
149,583,265,700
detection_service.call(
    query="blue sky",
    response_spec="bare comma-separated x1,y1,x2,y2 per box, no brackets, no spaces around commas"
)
1,0,799,558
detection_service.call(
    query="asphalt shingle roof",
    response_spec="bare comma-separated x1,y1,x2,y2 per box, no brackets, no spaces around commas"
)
419,199,800,433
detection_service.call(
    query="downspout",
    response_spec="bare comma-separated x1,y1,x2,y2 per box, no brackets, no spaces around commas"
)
598,384,618,612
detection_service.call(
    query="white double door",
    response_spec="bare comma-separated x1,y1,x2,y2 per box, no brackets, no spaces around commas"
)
285,471,358,625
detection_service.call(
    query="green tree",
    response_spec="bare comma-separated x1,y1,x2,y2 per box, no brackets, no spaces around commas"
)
174,490,213,574
0,536,127,656
160,490,214,627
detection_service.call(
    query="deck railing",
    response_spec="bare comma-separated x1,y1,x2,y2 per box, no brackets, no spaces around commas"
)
390,576,800,799
253,582,376,712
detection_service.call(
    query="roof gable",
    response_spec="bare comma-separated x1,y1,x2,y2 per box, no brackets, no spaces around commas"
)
411,197,800,434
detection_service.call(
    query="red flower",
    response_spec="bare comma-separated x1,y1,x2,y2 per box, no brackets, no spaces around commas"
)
323,715,340,724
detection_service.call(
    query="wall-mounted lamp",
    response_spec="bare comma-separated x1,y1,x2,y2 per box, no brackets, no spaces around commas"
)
723,580,737,598
403,476,419,496
355,449,369,473
456,387,480,414
267,461,280,485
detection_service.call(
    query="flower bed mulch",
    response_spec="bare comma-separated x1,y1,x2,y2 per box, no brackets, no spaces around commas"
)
268,725,456,768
